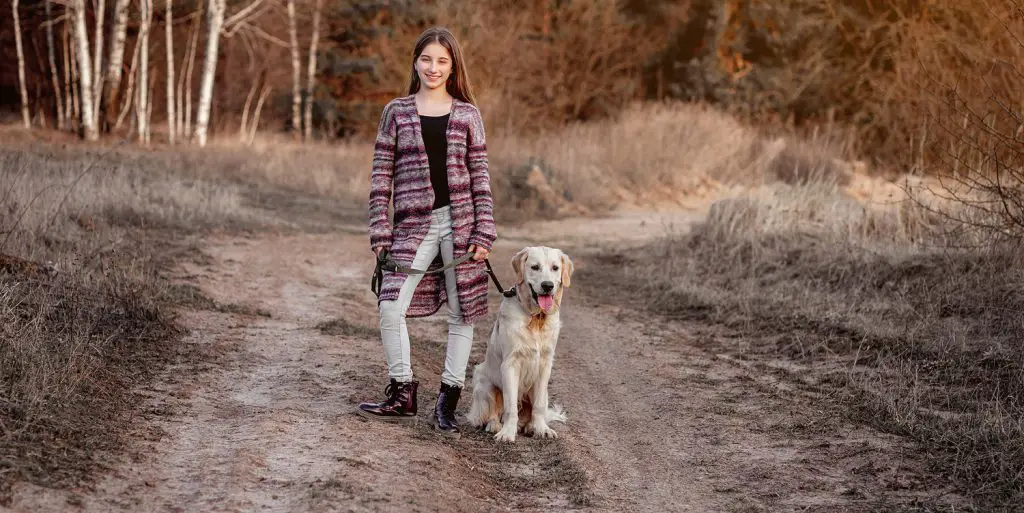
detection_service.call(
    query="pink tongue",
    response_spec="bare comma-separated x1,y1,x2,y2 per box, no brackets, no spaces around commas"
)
537,294,554,312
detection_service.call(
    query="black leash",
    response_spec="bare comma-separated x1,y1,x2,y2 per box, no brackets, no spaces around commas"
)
371,249,516,298
485,258,518,298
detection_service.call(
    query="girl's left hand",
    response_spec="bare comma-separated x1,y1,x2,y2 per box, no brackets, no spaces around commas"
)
468,244,490,261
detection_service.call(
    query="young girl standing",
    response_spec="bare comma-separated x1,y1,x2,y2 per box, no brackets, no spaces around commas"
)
357,27,496,439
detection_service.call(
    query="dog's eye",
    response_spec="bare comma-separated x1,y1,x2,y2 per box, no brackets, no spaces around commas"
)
531,264,541,271
552,265,559,271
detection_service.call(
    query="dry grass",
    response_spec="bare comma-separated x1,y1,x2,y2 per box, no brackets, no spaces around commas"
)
487,100,864,220
586,158,1024,509
0,147,195,500
193,134,373,201
490,101,758,216
0,136,371,501
0,258,181,498
0,147,246,240
0,144,236,500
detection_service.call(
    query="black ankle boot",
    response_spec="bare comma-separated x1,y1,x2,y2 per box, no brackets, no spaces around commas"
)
357,379,418,422
431,383,462,438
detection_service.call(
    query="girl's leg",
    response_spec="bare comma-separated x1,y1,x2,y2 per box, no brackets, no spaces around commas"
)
431,207,473,437
357,216,442,422
438,212,474,388
378,220,441,382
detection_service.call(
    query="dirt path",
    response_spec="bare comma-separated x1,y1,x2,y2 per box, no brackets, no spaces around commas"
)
6,210,952,512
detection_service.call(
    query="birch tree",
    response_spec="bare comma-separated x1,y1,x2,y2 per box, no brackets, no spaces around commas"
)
303,0,322,141
240,68,264,140
248,84,272,144
137,0,152,144
44,0,65,130
63,20,75,129
166,0,176,144
12,0,30,128
194,0,225,147
287,0,300,137
103,0,131,132
182,2,202,138
92,0,105,125
71,0,98,140
114,36,140,130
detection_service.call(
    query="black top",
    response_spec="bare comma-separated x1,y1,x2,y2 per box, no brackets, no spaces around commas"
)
420,113,450,209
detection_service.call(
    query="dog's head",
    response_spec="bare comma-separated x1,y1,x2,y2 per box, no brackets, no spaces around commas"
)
511,246,574,315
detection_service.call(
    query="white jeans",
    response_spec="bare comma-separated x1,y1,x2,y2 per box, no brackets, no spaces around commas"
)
379,206,474,387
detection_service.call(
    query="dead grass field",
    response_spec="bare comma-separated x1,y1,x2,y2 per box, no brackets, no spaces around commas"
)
1,97,1020,510
585,163,1024,509
0,132,378,500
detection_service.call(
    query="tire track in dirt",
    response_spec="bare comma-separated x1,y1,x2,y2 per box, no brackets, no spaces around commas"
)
5,211,959,512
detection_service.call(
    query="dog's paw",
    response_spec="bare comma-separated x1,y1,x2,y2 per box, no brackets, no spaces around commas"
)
484,419,502,433
529,422,558,439
494,425,518,443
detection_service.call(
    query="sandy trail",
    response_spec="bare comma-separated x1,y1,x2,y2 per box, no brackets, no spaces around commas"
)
6,210,950,512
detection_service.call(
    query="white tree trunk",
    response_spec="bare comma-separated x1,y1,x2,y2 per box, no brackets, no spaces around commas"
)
137,0,152,144
114,36,140,131
183,2,202,138
71,0,97,140
177,2,199,139
146,73,155,144
287,0,300,137
104,0,130,132
303,0,322,141
194,0,224,147
92,0,105,125
44,0,65,131
165,0,175,144
248,84,271,144
70,26,80,127
63,19,75,129
240,71,260,140
12,0,30,128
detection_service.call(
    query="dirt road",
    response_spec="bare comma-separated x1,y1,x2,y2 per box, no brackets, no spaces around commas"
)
5,210,953,512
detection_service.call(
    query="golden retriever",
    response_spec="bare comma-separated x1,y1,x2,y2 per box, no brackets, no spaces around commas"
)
467,246,573,442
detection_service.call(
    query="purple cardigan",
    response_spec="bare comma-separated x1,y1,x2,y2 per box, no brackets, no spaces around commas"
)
368,95,497,323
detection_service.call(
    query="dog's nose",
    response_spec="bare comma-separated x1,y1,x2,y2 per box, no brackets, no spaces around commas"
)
541,281,555,293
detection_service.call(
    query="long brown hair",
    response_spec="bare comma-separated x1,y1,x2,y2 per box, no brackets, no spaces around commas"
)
407,27,477,105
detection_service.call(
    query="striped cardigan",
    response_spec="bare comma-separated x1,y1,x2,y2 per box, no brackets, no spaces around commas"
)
368,95,497,323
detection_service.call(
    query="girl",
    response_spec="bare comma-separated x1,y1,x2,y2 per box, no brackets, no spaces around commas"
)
357,27,496,439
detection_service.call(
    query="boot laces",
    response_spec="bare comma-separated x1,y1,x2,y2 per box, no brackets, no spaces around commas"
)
384,382,408,404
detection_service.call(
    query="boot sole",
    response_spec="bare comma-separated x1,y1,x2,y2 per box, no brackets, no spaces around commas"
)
429,417,462,439
435,429,461,439
355,409,418,423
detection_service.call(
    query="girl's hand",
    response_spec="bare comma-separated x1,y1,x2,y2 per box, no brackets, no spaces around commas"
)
468,244,490,261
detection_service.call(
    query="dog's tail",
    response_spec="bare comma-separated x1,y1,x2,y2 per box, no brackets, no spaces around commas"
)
466,363,490,427
546,402,568,424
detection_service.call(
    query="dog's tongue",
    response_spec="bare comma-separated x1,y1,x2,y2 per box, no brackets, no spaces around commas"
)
537,294,554,312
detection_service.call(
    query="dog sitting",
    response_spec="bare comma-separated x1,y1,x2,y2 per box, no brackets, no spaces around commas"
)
467,246,573,442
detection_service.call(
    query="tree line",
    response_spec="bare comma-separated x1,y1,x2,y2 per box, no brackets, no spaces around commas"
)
4,0,1022,173
6,0,326,147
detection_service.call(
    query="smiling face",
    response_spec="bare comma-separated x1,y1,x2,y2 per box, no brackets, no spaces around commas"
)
415,42,453,91
512,246,574,315
407,27,476,104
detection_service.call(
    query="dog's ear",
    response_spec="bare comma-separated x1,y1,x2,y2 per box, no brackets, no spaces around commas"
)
559,251,574,288
511,248,529,286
